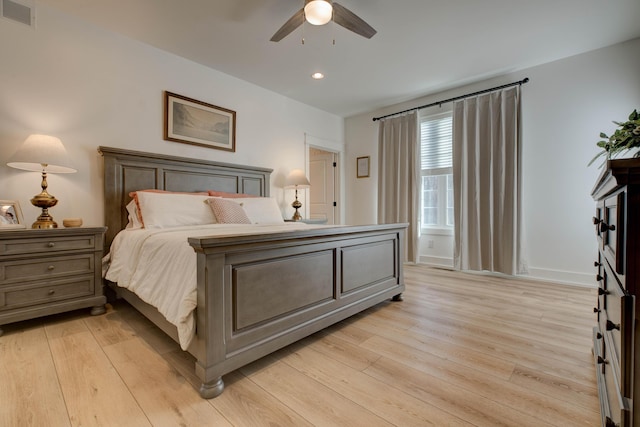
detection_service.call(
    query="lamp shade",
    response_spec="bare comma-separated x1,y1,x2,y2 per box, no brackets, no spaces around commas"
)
285,169,311,188
7,134,76,173
304,0,333,25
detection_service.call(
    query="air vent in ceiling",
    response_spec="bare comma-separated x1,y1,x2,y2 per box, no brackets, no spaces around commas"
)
1,0,35,27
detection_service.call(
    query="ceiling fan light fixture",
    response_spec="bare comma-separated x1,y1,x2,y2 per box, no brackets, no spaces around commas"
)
304,0,333,25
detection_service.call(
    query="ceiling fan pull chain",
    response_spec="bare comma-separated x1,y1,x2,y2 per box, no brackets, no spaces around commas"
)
332,6,335,45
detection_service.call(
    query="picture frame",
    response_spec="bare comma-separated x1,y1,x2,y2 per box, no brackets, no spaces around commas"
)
0,200,25,229
357,156,370,178
164,91,236,152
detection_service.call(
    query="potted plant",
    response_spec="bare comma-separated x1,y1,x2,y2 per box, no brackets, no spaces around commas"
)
589,109,640,167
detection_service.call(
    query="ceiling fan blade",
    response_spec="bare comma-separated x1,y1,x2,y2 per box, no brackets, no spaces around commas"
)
332,2,377,39
270,8,305,42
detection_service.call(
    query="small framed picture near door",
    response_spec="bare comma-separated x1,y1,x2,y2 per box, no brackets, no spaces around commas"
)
0,200,25,229
357,156,370,178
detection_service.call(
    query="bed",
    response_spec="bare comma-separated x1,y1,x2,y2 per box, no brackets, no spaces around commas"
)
99,146,406,398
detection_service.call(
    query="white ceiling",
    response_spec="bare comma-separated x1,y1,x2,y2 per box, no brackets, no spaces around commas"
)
38,0,640,117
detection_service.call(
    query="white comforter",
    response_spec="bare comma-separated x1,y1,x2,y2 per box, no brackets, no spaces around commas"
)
104,223,315,350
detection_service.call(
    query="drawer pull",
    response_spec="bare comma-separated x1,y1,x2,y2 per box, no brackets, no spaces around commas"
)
48,290,55,296
598,222,615,232
597,355,607,365
596,332,603,339
596,274,603,282
593,307,600,313
47,242,55,248
594,260,601,267
598,287,608,295
606,320,620,331
592,216,602,225
47,265,55,271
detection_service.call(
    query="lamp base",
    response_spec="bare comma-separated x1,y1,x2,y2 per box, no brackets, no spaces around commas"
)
291,197,302,221
291,209,302,221
32,207,58,228
32,218,58,229
30,180,59,229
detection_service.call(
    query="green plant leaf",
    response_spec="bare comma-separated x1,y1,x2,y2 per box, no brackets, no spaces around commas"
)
590,109,640,168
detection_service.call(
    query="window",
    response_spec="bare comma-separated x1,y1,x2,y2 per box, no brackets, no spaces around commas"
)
420,112,453,233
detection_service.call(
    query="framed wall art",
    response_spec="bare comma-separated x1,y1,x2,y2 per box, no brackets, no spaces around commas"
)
357,156,370,178
0,200,25,229
164,91,236,152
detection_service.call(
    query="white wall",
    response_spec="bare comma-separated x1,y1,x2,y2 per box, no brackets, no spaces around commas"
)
345,37,640,286
0,5,343,227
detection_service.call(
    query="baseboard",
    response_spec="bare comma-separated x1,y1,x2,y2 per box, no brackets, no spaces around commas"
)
417,256,595,288
525,267,595,288
419,255,453,269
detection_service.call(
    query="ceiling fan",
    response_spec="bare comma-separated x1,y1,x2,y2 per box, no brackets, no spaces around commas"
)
270,0,376,42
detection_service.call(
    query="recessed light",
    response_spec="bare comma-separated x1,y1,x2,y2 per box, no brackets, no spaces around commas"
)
311,72,325,80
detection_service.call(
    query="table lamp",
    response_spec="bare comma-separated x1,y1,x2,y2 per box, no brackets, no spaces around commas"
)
285,169,311,221
7,134,77,229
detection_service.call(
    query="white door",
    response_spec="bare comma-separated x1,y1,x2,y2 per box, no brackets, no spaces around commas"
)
309,148,336,224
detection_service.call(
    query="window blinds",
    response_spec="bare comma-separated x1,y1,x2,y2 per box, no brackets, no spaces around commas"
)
420,114,452,171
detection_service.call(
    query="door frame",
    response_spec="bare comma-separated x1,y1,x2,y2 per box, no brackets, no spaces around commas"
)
305,133,344,225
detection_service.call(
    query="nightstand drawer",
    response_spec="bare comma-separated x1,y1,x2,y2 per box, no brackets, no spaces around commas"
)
0,235,97,256
0,276,95,311
0,255,94,284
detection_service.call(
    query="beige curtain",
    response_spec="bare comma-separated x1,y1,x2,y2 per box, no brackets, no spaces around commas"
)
452,86,527,275
377,112,419,263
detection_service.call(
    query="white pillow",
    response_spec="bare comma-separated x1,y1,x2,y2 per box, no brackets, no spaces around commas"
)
125,200,143,229
135,191,216,229
228,197,285,224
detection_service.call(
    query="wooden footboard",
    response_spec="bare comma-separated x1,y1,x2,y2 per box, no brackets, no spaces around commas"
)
188,223,406,398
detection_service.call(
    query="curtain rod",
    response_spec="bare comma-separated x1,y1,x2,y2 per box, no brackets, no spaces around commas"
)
372,77,530,122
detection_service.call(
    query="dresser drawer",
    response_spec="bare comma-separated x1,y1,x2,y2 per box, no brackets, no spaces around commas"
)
599,261,635,388
0,235,97,256
600,191,625,283
0,255,94,284
0,276,95,311
602,340,632,427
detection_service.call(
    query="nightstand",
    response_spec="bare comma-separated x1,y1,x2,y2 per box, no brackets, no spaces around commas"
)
0,227,107,336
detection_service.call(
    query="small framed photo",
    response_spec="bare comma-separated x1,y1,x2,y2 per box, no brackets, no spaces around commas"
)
357,156,370,178
164,91,236,152
0,200,25,229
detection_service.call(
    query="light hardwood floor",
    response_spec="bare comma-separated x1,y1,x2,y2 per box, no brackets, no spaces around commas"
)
0,265,600,426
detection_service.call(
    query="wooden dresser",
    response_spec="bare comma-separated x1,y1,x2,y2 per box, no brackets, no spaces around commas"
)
0,227,106,335
592,159,640,427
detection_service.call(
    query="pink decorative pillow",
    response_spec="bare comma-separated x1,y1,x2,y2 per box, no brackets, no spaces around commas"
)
208,190,258,198
206,198,251,224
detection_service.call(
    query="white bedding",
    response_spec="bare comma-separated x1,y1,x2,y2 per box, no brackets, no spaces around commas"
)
103,223,318,350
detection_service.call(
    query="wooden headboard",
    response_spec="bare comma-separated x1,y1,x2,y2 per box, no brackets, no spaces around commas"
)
99,146,272,248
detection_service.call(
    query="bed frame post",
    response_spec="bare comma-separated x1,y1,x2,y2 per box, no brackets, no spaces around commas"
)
193,251,227,399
